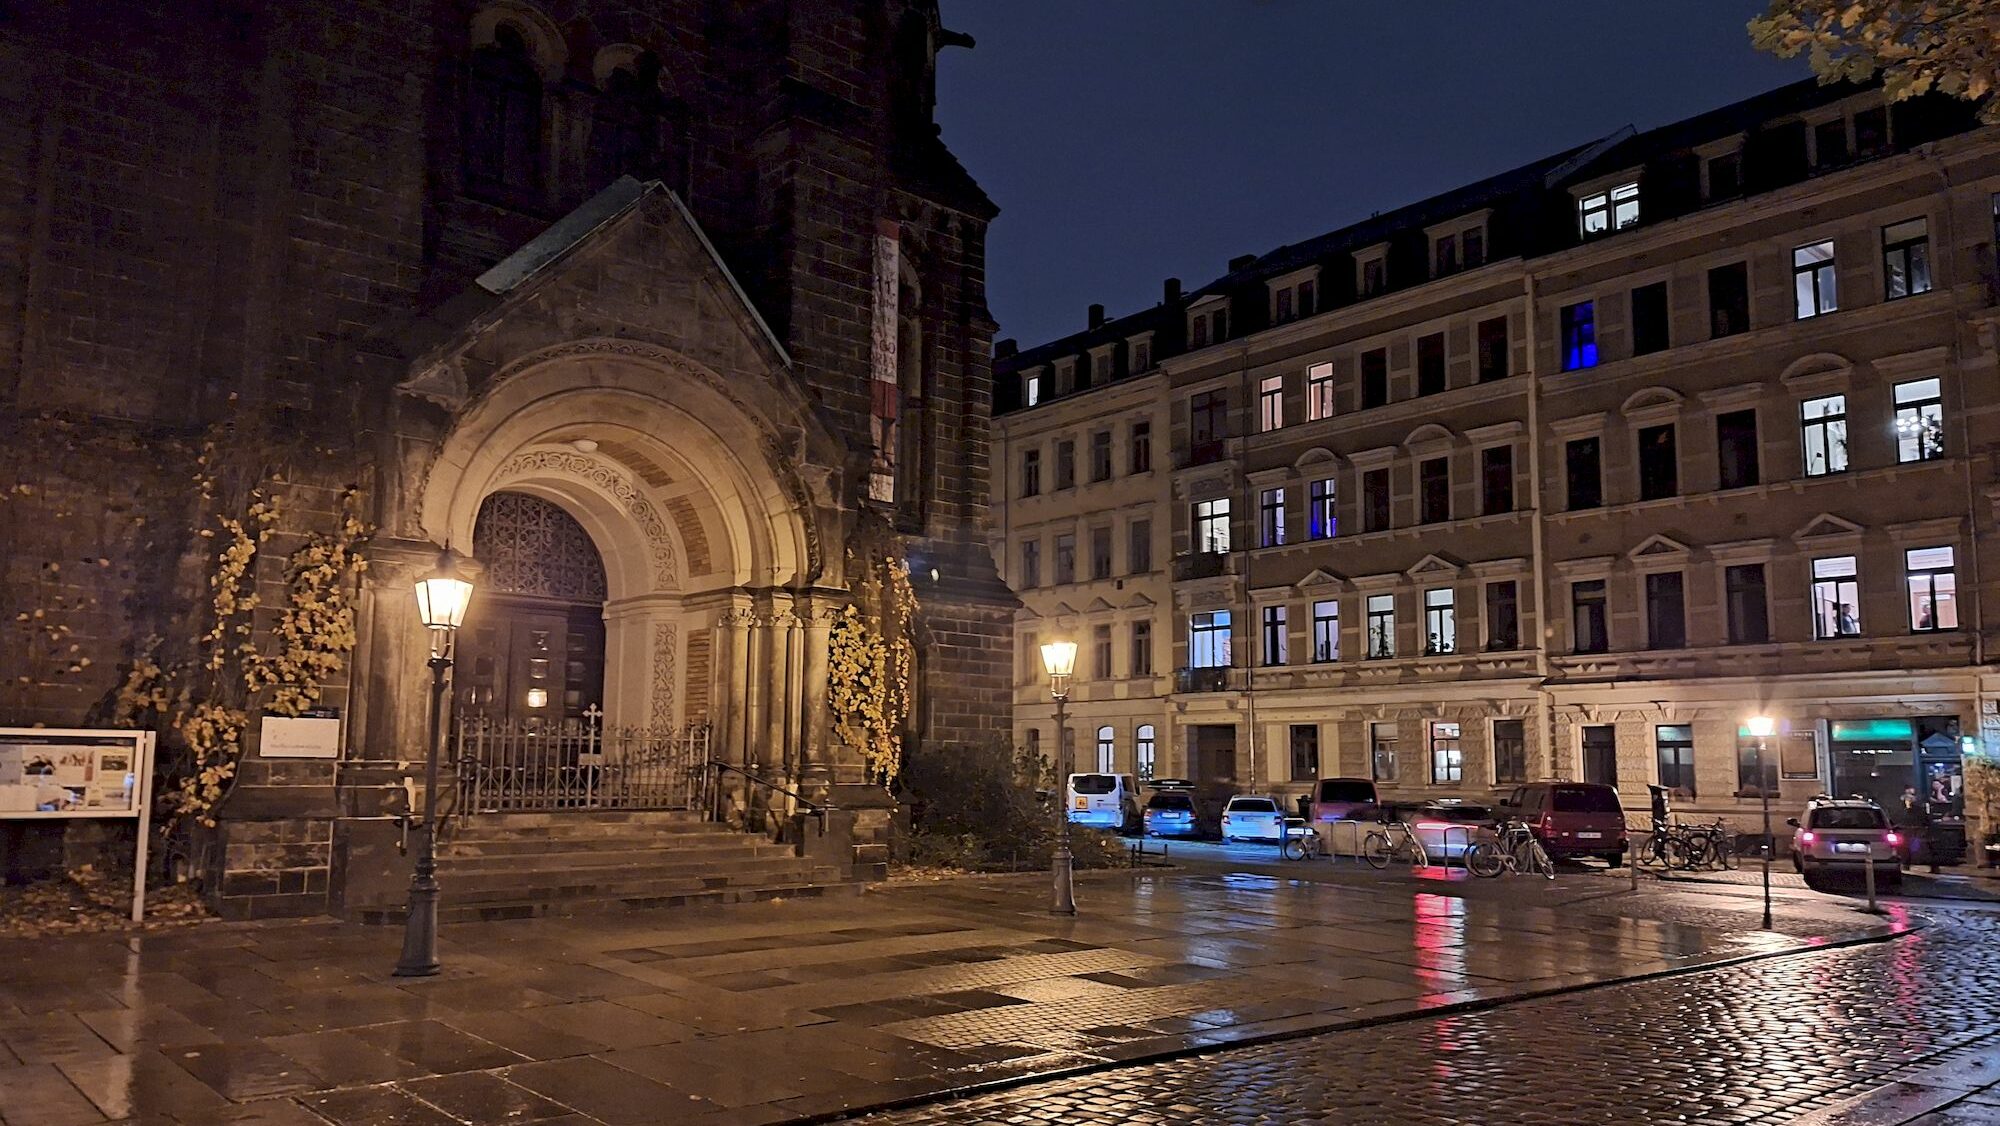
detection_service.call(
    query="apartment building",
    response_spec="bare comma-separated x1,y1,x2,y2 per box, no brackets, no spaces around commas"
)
991,78,2000,835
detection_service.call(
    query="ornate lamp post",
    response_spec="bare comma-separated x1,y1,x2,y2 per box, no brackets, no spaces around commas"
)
394,547,474,977
1040,639,1078,917
1746,713,1777,931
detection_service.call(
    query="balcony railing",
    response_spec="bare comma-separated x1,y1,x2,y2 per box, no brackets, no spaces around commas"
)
1175,665,1245,693
1172,551,1234,581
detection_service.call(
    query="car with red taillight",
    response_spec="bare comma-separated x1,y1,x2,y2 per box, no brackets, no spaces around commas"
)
1788,797,1902,889
1500,782,1627,864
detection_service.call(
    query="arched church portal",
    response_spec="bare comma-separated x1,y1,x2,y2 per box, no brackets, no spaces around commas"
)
460,491,608,726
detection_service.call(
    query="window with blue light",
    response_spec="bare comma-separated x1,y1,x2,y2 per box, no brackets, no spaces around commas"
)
1189,610,1232,668
1560,301,1597,371
1309,477,1337,539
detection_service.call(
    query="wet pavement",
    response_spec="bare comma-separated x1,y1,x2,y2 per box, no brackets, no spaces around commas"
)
861,901,2000,1126
0,867,1910,1125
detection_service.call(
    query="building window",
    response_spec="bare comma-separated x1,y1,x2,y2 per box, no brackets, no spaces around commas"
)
1259,488,1287,547
1417,333,1446,396
1736,730,1780,796
1793,240,1838,319
1363,468,1391,533
1190,312,1208,349
1370,721,1399,782
1423,588,1456,655
1883,218,1933,300
465,25,545,197
1188,391,1228,464
1464,226,1485,268
1262,604,1289,666
1485,581,1519,650
1429,722,1463,785
1259,375,1285,432
1656,725,1696,796
1312,599,1340,662
1801,395,1849,476
1024,726,1041,764
1645,571,1686,649
1726,563,1770,644
1582,725,1617,786
1560,301,1598,370
1092,726,1115,773
1306,362,1335,421
1366,593,1396,659
1709,262,1749,338
1811,555,1862,639
1894,378,1945,463
1814,117,1849,166
1855,105,1890,154
1906,546,1959,632
1131,620,1154,677
1132,340,1152,372
1565,437,1603,511
1290,725,1319,782
1579,181,1639,236
1129,519,1152,574
1189,610,1232,668
1573,579,1609,653
1130,421,1152,474
1637,424,1678,501
1274,286,1294,324
1136,724,1157,781
1054,440,1075,490
1717,409,1759,489
1434,232,1459,277
1481,446,1514,514
1308,478,1337,539
1093,625,1114,681
1361,348,1389,409
1706,151,1742,199
1090,525,1113,581
1477,316,1509,382
1020,449,1041,497
1298,279,1316,317
1419,457,1450,524
1019,540,1040,588
1493,719,1526,786
1359,254,1387,296
1053,533,1076,585
1089,430,1113,482
1193,498,1231,554
1631,282,1670,356
1024,374,1041,406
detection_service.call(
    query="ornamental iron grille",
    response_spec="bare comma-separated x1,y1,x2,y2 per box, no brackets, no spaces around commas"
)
454,706,713,814
472,491,608,602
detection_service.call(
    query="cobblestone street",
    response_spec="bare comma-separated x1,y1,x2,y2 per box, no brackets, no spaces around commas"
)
859,902,2000,1126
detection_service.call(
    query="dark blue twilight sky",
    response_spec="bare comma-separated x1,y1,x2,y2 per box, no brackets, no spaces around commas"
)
935,2,1808,349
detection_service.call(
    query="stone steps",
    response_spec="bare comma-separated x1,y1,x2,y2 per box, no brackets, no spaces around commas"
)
359,877,863,925
439,855,814,894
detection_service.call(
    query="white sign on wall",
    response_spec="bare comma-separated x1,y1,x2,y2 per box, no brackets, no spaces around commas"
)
259,711,342,759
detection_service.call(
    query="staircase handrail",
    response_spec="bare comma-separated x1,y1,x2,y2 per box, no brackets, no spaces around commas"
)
706,760,832,829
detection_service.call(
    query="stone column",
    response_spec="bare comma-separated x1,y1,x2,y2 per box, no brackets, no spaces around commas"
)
800,600,837,787
720,605,756,767
600,594,685,733
765,600,799,779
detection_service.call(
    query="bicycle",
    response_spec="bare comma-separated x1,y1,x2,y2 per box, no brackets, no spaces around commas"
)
1468,820,1555,879
1279,818,1323,861
1362,820,1429,870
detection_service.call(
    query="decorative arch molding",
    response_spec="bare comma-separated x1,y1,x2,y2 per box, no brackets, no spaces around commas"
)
470,2,566,81
592,43,680,97
1620,386,1686,414
1294,445,1341,468
489,449,679,587
1402,422,1454,450
1779,351,1855,391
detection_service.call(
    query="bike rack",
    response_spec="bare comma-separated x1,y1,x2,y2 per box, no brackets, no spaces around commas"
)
1436,825,1474,871
1324,819,1368,862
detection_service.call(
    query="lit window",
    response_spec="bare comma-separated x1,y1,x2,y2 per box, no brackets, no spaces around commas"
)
1578,181,1639,236
1883,218,1933,300
1259,487,1287,548
1906,546,1958,632
1308,477,1337,539
1801,395,1849,476
1312,599,1339,662
1136,725,1156,781
1560,301,1598,370
1193,498,1231,554
1306,362,1335,421
1262,604,1289,666
1793,240,1838,319
1371,722,1399,782
1423,588,1456,656
1429,721,1463,785
1259,375,1284,432
1096,726,1115,773
1894,378,1945,463
1811,556,1861,639
1366,594,1396,659
1024,374,1041,406
1189,610,1232,668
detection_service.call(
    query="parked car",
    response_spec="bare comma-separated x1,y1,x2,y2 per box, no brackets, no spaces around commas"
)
1500,781,1628,863
1789,797,1902,889
1066,772,1140,834
1408,799,1497,861
1309,777,1380,824
1221,795,1286,843
1143,781,1205,839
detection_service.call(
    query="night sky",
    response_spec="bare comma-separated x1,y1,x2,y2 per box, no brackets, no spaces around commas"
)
935,2,1809,349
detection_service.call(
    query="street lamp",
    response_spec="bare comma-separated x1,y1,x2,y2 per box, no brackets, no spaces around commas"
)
1040,639,1079,917
1746,713,1777,931
394,547,474,977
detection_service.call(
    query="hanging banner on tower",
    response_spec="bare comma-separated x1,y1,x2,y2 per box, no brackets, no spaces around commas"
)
868,219,901,505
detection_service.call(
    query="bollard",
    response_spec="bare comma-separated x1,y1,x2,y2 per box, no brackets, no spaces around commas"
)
1629,842,1639,891
1863,853,1881,914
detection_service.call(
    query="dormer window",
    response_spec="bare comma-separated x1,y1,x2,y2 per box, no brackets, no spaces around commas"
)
1187,301,1228,349
1267,269,1320,326
1130,336,1152,373
1428,213,1489,278
1703,147,1743,201
1435,234,1459,277
1356,246,1388,297
1023,372,1041,407
1578,181,1639,237
1053,359,1076,395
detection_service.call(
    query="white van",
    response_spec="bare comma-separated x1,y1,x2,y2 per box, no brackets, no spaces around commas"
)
1067,773,1139,833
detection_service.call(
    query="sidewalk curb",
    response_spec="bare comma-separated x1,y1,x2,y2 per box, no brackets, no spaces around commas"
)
801,912,1927,1123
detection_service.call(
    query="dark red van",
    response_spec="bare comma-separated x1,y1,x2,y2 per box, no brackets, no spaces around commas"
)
1503,782,1627,863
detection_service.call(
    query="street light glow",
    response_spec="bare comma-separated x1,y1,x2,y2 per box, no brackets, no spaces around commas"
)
413,548,474,632
1746,714,1776,739
1040,640,1077,679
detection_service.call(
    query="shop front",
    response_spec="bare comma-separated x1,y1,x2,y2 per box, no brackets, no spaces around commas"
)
1828,716,1967,864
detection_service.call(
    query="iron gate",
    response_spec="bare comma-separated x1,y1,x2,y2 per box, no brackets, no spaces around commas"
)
453,710,711,814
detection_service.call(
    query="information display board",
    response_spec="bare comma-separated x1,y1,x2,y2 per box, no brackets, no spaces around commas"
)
0,728,157,920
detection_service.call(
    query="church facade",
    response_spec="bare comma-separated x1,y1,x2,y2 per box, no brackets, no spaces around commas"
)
0,1,1013,917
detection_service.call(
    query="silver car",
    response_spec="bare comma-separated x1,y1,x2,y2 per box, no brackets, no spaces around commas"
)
1787,798,1903,889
